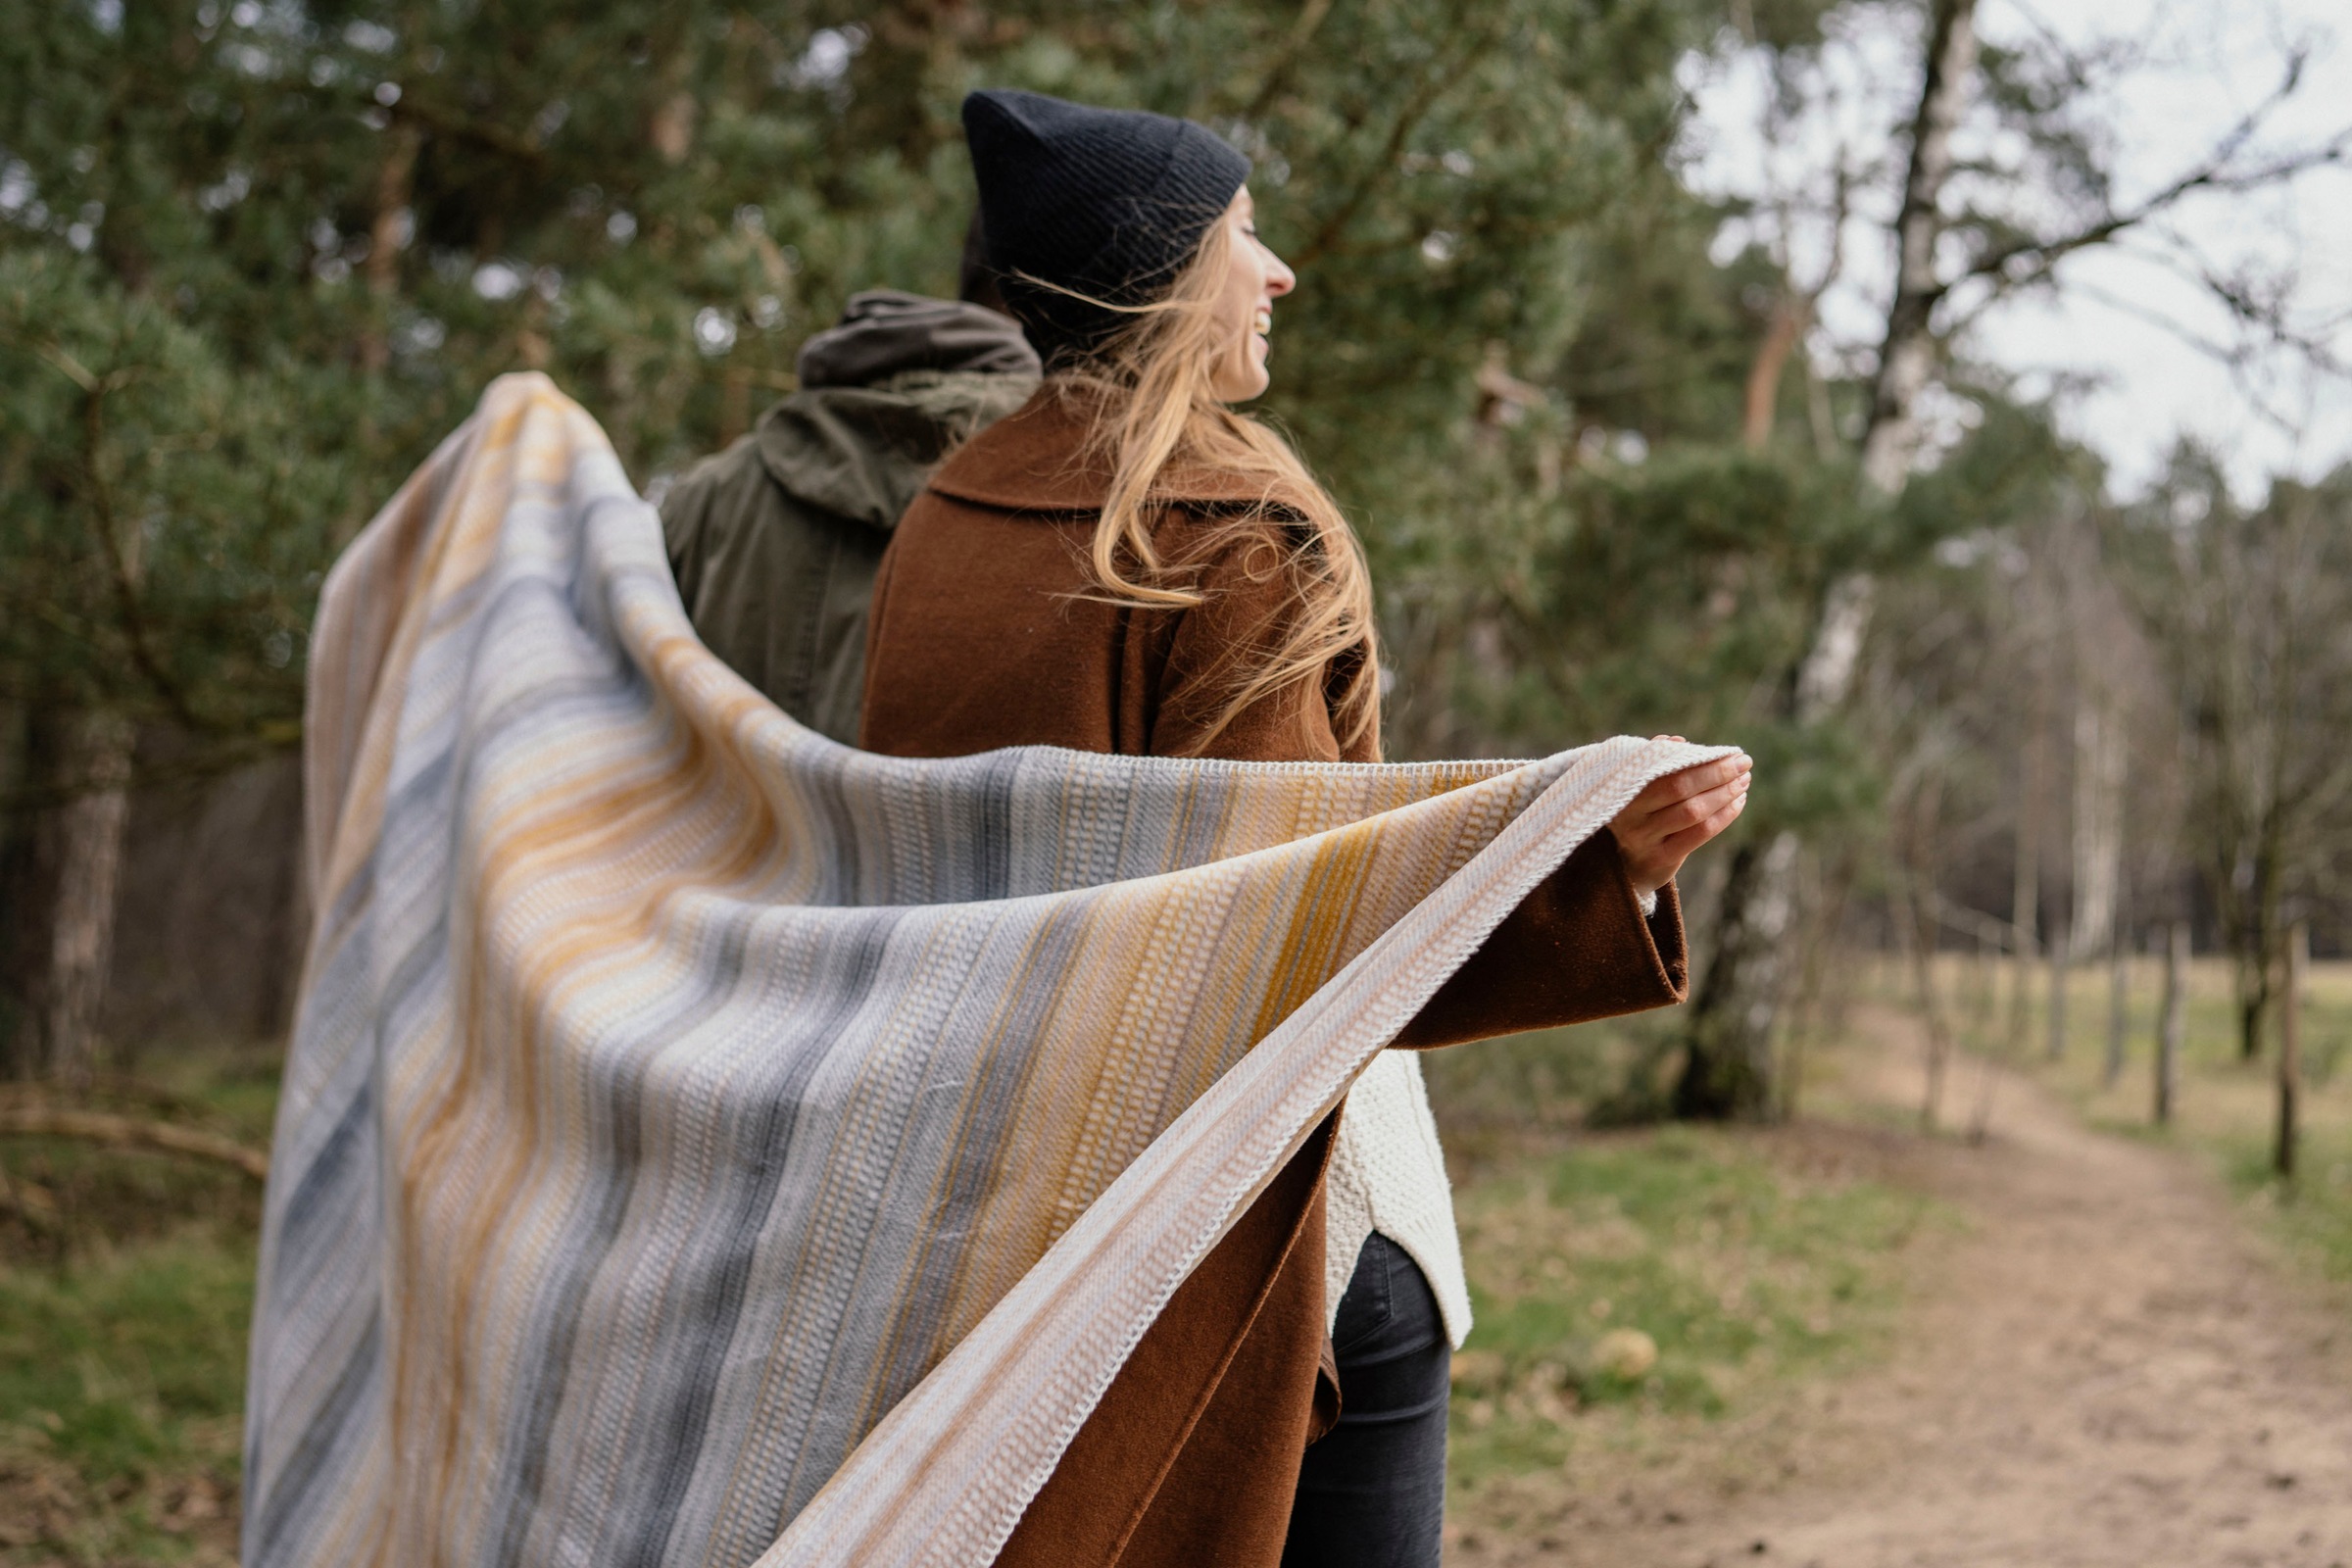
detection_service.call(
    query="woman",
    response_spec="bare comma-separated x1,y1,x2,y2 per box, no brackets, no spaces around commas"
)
859,89,1751,1568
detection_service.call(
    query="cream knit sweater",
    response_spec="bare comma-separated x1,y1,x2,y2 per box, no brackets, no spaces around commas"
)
1324,1051,1474,1347
1327,889,1657,1348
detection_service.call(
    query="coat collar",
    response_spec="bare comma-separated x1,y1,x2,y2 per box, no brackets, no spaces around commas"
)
925,381,1312,515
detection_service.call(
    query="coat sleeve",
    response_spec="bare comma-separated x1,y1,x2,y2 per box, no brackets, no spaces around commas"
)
1392,830,1688,1049
1149,519,1690,1047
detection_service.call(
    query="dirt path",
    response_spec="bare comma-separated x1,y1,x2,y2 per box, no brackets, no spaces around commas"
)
1452,1006,2352,1568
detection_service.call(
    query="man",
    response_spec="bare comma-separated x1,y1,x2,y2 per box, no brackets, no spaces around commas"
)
661,236,1041,740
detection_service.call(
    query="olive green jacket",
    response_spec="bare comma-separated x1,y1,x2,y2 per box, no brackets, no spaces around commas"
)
661,291,1040,743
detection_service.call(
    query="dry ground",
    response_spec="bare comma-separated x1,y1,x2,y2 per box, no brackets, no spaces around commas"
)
1450,1004,2352,1568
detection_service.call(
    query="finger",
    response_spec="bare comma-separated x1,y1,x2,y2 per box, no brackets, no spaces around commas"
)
1632,753,1751,811
1612,758,1750,849
1629,772,1749,840
1635,784,1749,858
1655,791,1747,858
1616,788,1732,859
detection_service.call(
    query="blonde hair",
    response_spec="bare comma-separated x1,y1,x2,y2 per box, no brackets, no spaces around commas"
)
1038,214,1381,756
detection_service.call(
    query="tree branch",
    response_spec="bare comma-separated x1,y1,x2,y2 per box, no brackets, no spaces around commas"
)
392,96,549,170
0,1106,270,1180
1953,55,2349,296
1292,20,1506,269
1940,269,2329,439
1236,0,1337,124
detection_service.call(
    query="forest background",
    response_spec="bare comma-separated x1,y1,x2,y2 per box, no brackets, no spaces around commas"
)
3,0,2352,1555
6,0,2349,1106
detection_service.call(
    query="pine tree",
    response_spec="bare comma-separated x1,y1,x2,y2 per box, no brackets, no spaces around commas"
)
4,0,1752,1069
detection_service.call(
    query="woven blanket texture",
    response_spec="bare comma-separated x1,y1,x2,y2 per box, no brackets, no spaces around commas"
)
242,372,1726,1568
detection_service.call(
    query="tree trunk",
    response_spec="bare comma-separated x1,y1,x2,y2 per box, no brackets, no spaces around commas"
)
2008,721,2043,1058
1674,832,1797,1119
2103,940,2129,1087
2155,920,2187,1125
1741,296,1806,451
2237,982,2267,1064
2228,835,2282,1063
43,711,134,1091
2276,919,2305,1179
2046,930,2068,1062
2070,699,2125,961
1896,871,1952,1130
1974,925,1998,1030
1676,0,1981,1117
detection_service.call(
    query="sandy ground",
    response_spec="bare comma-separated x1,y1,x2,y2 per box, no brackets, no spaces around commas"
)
1451,1005,2352,1568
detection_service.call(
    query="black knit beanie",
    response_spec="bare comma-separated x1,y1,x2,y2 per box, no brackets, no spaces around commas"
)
962,89,1251,367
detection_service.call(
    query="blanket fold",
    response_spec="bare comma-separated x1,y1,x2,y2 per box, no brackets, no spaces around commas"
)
242,372,1728,1568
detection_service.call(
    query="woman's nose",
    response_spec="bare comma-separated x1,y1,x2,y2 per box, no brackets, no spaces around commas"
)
1263,254,1297,298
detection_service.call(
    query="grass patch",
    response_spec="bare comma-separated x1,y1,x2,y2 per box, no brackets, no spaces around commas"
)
1,1048,271,1566
0,1229,252,1566
2216,1126,2352,1288
2,1229,253,1483
1442,1123,1935,1500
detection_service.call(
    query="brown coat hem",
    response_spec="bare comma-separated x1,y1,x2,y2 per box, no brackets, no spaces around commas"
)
995,1116,1340,1568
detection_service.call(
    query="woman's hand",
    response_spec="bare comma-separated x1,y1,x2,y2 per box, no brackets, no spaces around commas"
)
1608,742,1752,900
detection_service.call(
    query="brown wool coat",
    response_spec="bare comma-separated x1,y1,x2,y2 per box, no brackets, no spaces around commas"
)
858,387,1690,1568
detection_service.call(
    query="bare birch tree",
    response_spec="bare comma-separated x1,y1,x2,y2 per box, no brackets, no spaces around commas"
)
2120,466,2352,1064
1681,0,1981,1116
2070,697,2125,963
1676,0,2349,1115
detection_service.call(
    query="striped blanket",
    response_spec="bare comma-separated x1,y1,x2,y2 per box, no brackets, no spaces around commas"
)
244,372,1723,1568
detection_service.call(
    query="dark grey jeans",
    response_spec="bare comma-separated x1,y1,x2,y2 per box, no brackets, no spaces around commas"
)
1281,1233,1450,1568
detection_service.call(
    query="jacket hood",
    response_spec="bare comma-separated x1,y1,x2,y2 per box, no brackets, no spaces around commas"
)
795,289,1041,387
758,292,1041,531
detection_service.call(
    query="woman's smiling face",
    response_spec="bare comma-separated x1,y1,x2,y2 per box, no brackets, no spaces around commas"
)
1207,186,1297,403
